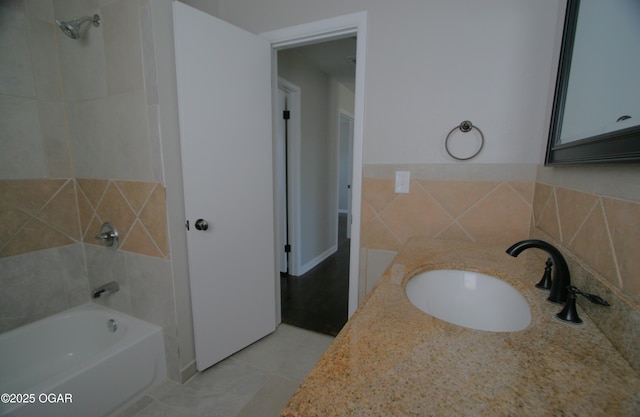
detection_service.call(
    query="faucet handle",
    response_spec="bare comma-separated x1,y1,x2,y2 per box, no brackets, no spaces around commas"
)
568,286,610,306
95,222,119,250
535,258,553,290
556,286,610,325
556,287,582,324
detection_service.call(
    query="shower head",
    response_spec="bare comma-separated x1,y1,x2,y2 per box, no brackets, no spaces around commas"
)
56,14,100,39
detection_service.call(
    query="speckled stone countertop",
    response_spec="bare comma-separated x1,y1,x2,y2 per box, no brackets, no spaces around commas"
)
280,239,640,416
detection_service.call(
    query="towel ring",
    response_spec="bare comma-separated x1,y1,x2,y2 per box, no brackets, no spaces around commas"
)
445,120,485,161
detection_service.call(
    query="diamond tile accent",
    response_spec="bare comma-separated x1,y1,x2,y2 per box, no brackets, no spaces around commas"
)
419,180,498,218
532,182,553,225
362,178,397,213
536,187,561,241
116,180,155,214
571,202,619,286
76,189,94,237
602,197,640,296
457,183,530,244
509,182,535,205
138,184,169,256
556,187,598,244
0,179,66,215
83,179,169,259
361,217,402,251
76,179,108,209
95,183,137,240
121,219,163,258
1,218,74,257
436,222,473,241
532,183,640,303
0,179,169,260
362,178,534,251
0,200,30,241
379,182,452,244
38,180,81,240
361,200,376,226
0,179,77,257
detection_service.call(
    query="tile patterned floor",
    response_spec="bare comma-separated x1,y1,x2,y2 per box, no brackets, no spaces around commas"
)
115,324,334,417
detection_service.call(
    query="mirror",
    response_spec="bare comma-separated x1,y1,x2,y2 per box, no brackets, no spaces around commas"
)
546,0,640,165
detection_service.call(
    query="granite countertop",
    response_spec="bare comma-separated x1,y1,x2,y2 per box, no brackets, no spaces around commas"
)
280,239,640,416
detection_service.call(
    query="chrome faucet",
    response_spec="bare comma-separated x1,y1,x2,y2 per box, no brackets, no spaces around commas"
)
506,239,570,304
92,281,120,299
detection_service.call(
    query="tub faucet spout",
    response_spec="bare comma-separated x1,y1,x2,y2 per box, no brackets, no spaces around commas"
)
92,281,119,299
506,239,570,304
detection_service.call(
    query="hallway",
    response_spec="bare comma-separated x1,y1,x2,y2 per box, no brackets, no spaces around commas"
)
280,214,349,336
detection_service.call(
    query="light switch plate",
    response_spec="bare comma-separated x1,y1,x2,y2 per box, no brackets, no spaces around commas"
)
395,171,410,193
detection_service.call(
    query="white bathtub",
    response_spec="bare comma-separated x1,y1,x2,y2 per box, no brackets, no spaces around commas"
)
0,303,166,417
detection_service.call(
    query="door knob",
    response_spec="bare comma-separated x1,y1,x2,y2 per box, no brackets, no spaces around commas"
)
195,219,209,231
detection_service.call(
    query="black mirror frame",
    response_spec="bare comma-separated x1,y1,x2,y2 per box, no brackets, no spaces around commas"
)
545,0,640,165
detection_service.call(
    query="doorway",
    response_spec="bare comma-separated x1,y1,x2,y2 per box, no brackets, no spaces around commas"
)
173,5,367,369
262,11,367,323
275,38,356,336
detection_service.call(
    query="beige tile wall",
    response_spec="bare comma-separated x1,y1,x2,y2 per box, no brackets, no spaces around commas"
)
360,173,639,305
361,178,534,251
77,179,169,259
0,179,78,257
533,182,640,303
0,178,169,260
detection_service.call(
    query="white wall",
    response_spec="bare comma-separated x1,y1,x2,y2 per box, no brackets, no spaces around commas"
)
217,0,566,165
338,115,352,212
334,81,355,212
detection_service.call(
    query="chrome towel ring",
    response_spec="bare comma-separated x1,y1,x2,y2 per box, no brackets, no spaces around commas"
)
445,120,485,161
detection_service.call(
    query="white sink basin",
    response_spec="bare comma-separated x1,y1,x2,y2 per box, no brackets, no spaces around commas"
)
405,270,531,332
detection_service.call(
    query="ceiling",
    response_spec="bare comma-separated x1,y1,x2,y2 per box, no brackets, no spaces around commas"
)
288,37,357,92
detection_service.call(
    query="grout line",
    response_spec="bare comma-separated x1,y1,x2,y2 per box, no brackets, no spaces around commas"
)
370,194,404,248
505,181,534,208
112,180,138,216
447,181,502,221
551,186,564,243
599,198,624,288
137,218,167,259
71,179,85,243
33,179,83,244
417,180,464,238
566,192,598,248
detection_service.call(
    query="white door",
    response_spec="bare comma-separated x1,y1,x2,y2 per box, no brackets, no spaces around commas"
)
173,3,276,371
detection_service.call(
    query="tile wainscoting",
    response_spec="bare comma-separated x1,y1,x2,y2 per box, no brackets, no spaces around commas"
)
533,182,640,303
0,178,182,380
358,164,538,298
0,178,169,259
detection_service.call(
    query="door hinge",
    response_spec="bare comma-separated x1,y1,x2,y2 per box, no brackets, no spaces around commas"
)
283,110,290,120
284,244,291,253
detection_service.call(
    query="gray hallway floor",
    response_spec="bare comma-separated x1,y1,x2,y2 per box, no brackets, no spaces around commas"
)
116,324,334,417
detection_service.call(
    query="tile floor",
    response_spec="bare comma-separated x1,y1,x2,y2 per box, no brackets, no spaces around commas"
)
115,324,334,417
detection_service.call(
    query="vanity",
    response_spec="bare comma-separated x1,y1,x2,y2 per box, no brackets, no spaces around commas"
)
280,239,640,416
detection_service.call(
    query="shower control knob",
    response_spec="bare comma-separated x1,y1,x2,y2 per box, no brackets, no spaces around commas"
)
195,219,209,231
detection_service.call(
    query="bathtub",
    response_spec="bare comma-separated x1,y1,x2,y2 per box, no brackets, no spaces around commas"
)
0,303,166,417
